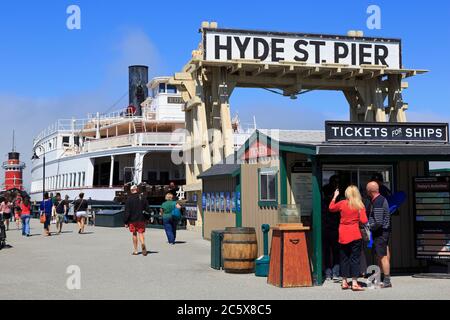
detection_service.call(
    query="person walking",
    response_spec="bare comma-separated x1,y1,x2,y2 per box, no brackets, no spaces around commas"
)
0,195,12,231
160,193,181,245
40,192,53,236
366,181,392,288
20,197,31,237
53,193,67,235
14,194,22,230
329,185,368,291
73,193,88,234
124,185,149,256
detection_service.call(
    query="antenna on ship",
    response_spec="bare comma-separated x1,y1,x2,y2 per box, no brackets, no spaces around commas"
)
12,130,15,152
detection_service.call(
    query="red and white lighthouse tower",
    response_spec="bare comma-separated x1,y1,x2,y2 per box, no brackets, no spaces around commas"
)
2,132,26,191
2,152,26,191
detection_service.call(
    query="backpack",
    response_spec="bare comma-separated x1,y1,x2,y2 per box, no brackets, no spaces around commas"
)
172,206,182,220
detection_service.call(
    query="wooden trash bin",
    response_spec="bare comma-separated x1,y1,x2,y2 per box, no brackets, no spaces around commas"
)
222,227,258,274
268,224,312,287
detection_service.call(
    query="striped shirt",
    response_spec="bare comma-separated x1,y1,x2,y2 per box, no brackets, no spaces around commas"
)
368,194,391,232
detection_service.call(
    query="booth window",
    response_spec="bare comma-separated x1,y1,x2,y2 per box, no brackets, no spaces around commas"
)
258,168,278,207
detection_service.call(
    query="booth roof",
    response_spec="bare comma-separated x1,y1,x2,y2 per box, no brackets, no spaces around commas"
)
253,129,450,158
259,129,325,145
315,143,450,156
197,163,240,178
197,154,241,179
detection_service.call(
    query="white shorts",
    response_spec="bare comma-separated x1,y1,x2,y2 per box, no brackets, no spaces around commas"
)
76,211,87,218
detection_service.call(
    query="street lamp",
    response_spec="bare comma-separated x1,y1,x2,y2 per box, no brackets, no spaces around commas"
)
31,145,46,201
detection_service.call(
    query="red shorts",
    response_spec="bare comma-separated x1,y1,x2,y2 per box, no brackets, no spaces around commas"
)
129,222,146,234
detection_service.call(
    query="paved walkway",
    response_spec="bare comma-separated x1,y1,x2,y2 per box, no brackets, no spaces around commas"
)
1,219,449,300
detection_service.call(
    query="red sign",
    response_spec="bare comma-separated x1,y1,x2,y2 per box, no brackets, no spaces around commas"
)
242,140,278,160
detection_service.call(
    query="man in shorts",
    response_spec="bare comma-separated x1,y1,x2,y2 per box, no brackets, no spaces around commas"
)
53,193,67,234
366,181,392,288
124,185,149,256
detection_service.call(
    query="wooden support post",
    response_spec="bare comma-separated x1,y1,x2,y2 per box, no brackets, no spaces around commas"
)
388,75,407,122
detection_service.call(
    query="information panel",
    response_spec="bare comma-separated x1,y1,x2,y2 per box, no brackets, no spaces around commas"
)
414,177,450,261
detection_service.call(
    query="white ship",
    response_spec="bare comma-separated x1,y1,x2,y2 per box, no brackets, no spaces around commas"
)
30,66,253,203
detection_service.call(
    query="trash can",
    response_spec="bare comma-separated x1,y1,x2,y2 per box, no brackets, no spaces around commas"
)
211,230,226,270
95,210,124,228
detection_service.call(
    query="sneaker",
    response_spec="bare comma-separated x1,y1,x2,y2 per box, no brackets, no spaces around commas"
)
325,268,332,280
380,282,393,288
142,245,148,256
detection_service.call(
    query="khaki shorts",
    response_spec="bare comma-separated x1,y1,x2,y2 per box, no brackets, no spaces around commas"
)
56,214,65,225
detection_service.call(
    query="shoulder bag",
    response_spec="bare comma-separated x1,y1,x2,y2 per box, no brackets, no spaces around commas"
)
359,209,371,242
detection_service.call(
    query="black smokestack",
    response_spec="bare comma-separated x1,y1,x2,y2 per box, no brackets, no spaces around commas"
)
128,65,149,116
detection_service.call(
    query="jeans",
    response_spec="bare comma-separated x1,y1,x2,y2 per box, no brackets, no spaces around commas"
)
340,239,362,279
21,215,30,236
43,214,52,230
163,217,178,244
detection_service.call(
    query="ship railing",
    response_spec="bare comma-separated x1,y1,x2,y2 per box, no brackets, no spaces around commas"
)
33,118,90,146
82,132,186,153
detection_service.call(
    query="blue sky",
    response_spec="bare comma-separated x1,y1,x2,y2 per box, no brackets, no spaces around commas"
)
0,0,449,187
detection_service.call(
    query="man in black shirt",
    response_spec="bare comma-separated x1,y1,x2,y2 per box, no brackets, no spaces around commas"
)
53,193,67,234
124,185,149,256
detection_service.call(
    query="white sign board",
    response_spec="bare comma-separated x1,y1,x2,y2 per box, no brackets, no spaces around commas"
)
204,29,401,69
291,172,313,216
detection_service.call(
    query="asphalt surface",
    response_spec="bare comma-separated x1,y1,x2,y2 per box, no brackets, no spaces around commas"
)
1,219,449,300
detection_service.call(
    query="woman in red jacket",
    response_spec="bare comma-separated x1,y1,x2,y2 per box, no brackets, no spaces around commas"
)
329,185,368,291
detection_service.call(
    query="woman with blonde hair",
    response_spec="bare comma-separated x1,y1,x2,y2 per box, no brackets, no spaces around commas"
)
329,185,368,291
160,192,181,245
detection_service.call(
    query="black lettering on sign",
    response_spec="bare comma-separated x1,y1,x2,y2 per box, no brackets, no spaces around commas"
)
375,45,389,66
234,37,251,59
294,40,308,62
271,38,285,62
334,42,349,63
310,41,326,64
215,35,232,60
351,43,357,66
359,44,372,65
253,38,269,61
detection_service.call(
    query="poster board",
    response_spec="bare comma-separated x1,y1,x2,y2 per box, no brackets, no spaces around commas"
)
290,162,313,217
413,177,450,261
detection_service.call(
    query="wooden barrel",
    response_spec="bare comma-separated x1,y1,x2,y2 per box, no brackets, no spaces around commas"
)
222,227,258,274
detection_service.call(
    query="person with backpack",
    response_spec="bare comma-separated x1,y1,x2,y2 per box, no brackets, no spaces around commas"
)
124,185,149,256
160,193,182,245
40,192,54,236
53,193,67,235
73,193,88,234
20,197,31,237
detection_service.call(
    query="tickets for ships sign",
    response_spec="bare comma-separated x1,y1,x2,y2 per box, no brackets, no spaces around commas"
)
414,177,450,261
203,28,401,69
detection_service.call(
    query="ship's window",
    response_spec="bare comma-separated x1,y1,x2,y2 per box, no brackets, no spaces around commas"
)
167,85,177,94
152,88,158,98
74,136,80,147
62,136,70,146
159,83,166,93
